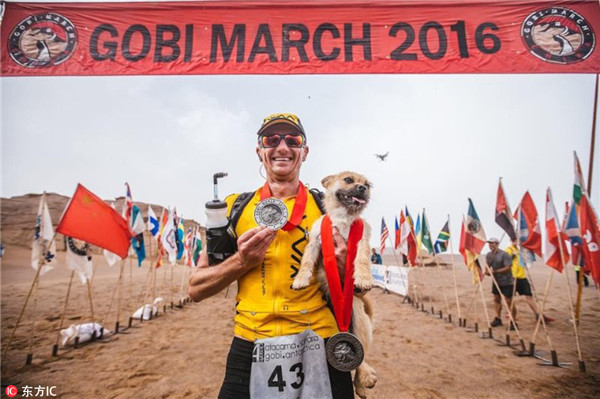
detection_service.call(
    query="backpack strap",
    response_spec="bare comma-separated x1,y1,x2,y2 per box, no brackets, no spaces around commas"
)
309,188,326,215
228,192,254,236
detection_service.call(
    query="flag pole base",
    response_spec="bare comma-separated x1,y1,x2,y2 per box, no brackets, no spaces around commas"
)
51,344,58,357
579,361,586,373
128,317,133,328
140,313,144,323
448,314,452,323
25,353,33,366
163,305,167,313
115,321,120,334
438,310,443,319
514,342,534,357
431,306,435,315
536,350,572,368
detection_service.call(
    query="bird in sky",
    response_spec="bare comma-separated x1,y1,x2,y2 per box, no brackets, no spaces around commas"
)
374,152,389,161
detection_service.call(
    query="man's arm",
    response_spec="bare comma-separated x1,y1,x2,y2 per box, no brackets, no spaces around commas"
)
188,226,276,302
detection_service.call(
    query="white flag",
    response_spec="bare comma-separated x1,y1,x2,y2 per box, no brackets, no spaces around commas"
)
31,195,57,276
66,237,93,284
148,206,159,237
103,249,120,267
161,209,177,264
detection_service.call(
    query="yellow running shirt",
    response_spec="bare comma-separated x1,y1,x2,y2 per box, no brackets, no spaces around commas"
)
225,188,338,342
506,245,526,279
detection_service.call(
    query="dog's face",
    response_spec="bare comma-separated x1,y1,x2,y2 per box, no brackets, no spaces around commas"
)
322,171,371,215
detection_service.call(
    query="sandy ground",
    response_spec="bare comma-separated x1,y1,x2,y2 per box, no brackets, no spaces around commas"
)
2,245,600,398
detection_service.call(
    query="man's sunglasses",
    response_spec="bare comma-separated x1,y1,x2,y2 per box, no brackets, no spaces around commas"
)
259,134,305,148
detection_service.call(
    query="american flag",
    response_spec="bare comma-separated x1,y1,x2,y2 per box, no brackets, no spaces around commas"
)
380,218,389,255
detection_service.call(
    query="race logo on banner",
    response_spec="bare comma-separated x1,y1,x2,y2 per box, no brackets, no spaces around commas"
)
521,7,595,64
9,13,77,68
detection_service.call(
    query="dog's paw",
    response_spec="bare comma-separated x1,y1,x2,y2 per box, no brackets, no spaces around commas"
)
355,363,377,397
291,278,310,290
360,367,377,389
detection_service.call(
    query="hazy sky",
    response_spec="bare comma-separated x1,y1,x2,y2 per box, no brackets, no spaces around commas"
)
2,1,599,252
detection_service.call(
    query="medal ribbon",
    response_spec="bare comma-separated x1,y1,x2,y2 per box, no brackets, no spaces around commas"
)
321,215,364,333
260,181,307,231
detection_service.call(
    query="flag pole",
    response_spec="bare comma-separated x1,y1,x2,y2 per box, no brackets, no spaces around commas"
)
25,279,41,365
526,269,556,357
560,256,586,372
586,73,597,197
2,231,57,361
115,259,126,333
447,214,462,324
432,254,451,320
462,284,480,327
476,267,492,337
481,260,526,351
52,270,76,356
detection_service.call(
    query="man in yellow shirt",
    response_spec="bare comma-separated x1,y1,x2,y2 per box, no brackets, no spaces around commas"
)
506,240,552,322
189,113,354,398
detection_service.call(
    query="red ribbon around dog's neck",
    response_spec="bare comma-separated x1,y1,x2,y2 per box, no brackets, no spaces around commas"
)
260,181,307,231
321,215,364,333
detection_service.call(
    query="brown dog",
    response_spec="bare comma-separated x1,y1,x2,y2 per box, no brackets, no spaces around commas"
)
292,171,377,398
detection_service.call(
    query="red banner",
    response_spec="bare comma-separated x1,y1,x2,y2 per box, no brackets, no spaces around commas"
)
2,0,600,76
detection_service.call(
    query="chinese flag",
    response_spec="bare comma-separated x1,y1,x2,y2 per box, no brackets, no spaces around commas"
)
56,184,132,258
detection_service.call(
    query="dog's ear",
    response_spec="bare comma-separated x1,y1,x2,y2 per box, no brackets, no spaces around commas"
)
321,175,334,188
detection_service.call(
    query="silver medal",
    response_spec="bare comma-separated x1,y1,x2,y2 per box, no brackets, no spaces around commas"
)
325,332,364,371
254,198,288,230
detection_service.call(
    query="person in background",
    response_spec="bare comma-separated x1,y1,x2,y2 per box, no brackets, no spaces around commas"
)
505,240,553,322
485,237,515,329
371,248,382,265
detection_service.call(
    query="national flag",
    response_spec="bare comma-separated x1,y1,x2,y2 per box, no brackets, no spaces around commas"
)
495,179,516,241
415,214,422,250
184,227,193,266
193,227,203,266
176,216,185,260
124,182,133,229
56,184,132,258
399,210,417,266
130,205,146,235
459,215,484,284
518,192,542,257
579,194,600,284
544,188,570,273
421,210,434,255
155,208,169,268
132,233,146,267
103,203,121,266
161,209,178,264
380,218,389,255
103,249,120,267
394,216,400,249
148,206,159,237
405,206,414,228
573,151,587,206
31,194,57,276
65,237,93,284
434,220,450,254
563,201,584,266
465,198,486,254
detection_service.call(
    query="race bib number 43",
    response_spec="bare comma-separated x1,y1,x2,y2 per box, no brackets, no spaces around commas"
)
250,329,332,399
